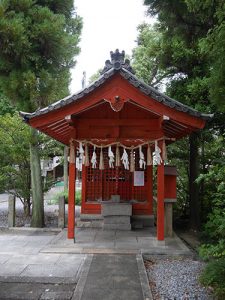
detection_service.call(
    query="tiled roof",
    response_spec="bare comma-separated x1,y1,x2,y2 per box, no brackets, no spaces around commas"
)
20,50,213,121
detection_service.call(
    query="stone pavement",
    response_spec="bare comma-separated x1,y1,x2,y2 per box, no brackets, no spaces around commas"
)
0,229,85,299
73,254,151,300
43,227,191,256
0,227,192,299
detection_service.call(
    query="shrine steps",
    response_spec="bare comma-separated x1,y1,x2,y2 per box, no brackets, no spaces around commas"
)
79,214,154,229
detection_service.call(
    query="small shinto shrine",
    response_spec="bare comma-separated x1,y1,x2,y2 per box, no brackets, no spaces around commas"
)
21,50,211,241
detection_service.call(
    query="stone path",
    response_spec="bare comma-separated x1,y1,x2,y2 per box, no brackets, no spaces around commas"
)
0,229,85,300
73,254,152,300
0,227,193,299
43,227,192,256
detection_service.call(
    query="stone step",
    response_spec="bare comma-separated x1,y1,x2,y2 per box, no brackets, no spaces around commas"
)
104,216,130,224
103,223,131,230
102,203,132,217
131,221,144,229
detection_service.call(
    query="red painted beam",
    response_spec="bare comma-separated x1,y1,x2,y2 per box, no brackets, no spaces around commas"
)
72,118,161,127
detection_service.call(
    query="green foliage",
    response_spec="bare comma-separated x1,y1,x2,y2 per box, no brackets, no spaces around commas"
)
0,0,82,110
167,139,189,220
134,1,216,227
88,69,102,84
50,189,81,206
137,3,225,295
132,23,169,87
198,139,225,260
0,0,82,225
0,113,31,212
0,92,15,115
200,258,225,299
0,112,64,213
184,0,225,110
196,136,225,297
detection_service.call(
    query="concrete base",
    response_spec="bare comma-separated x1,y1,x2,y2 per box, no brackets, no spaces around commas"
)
102,203,132,216
80,214,103,221
104,216,130,224
103,223,131,230
154,239,166,247
80,214,154,229
102,203,132,231
165,202,173,237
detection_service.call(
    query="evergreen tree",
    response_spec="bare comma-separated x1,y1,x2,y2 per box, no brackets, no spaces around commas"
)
132,0,216,230
0,0,82,226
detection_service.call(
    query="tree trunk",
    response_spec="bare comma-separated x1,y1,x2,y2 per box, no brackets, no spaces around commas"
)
30,127,44,227
189,132,200,230
64,146,69,193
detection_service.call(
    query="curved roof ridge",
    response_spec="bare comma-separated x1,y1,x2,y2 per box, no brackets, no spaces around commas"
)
119,68,213,120
20,64,213,121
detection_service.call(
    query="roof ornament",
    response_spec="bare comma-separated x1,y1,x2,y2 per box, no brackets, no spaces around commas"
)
81,71,86,89
101,49,135,75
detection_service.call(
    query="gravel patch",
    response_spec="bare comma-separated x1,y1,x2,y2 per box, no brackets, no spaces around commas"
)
145,256,214,300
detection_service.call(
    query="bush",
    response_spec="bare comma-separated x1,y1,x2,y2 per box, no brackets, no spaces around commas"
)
197,143,225,299
200,258,225,299
50,190,81,206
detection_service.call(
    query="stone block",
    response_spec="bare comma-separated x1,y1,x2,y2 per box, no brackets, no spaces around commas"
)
80,214,103,221
58,196,65,228
131,221,143,229
103,223,131,230
104,216,130,224
102,203,132,217
8,195,15,227
165,202,173,237
131,215,154,227
40,291,73,300
111,195,120,202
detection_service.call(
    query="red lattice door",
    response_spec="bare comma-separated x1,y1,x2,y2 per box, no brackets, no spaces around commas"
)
85,146,148,203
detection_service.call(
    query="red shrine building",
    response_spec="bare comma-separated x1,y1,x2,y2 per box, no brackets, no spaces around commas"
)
21,50,211,241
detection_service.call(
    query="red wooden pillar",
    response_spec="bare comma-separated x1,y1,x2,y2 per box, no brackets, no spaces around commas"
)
68,140,76,239
147,165,153,214
81,164,86,214
157,140,165,241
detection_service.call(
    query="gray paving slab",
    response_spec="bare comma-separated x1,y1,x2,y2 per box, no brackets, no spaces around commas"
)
20,262,82,278
115,242,141,250
0,264,27,276
81,287,144,300
0,282,42,300
0,225,193,299
115,236,138,242
57,254,86,264
0,282,75,300
79,242,116,248
7,253,61,265
41,247,83,254
40,290,74,300
75,254,151,300
0,254,11,264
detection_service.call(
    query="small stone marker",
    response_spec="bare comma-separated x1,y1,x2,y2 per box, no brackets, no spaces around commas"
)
58,196,65,228
8,195,15,227
111,194,120,203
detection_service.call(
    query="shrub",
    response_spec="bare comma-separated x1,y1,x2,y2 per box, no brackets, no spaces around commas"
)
50,190,81,206
197,144,225,299
200,258,225,299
